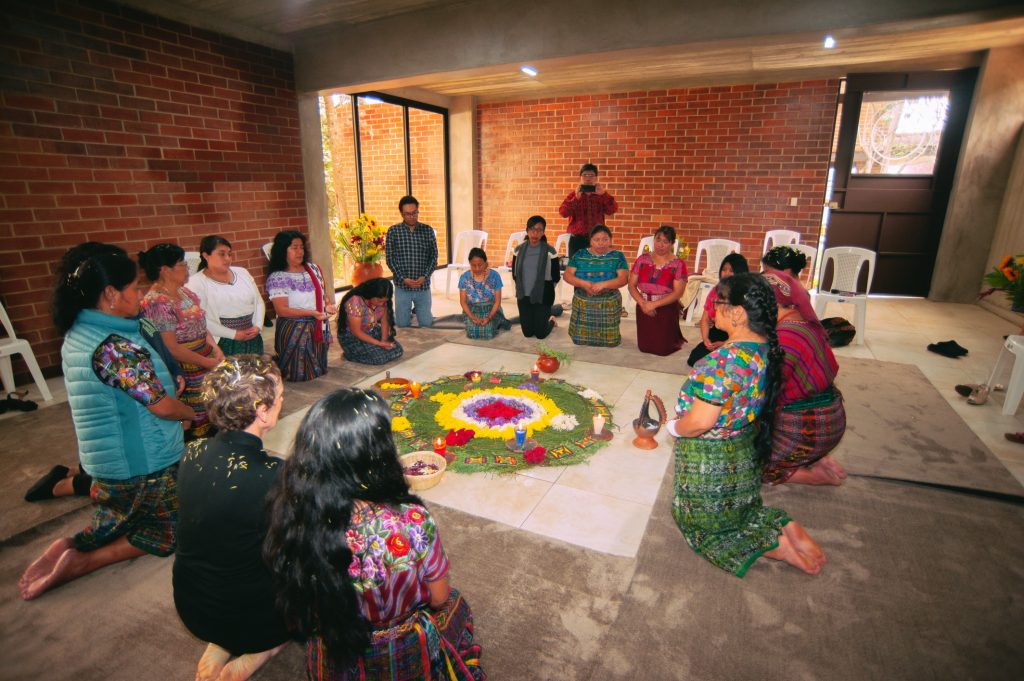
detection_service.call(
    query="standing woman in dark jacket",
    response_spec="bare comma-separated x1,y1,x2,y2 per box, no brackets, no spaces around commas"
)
511,215,561,339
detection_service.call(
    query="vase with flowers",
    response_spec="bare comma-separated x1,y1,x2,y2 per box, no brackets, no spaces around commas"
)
331,213,388,286
982,254,1024,313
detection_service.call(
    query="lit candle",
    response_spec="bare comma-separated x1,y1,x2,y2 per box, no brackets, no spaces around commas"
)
409,381,421,398
514,424,527,449
592,413,605,435
471,371,482,383
530,364,540,382
433,436,447,455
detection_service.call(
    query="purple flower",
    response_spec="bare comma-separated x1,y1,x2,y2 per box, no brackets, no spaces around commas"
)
365,533,387,557
362,555,379,581
408,524,428,553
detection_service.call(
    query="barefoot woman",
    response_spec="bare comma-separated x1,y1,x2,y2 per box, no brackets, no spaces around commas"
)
667,272,825,576
20,244,194,600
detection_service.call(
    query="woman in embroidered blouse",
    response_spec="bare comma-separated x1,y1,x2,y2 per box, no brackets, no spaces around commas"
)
337,277,403,365
140,243,224,440
174,355,290,681
762,270,847,486
563,225,629,347
687,253,749,367
187,234,265,357
627,225,688,356
666,272,825,578
458,247,511,340
264,388,485,681
265,230,337,382
20,243,193,600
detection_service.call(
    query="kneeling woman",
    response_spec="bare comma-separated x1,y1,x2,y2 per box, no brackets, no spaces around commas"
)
174,355,290,681
627,224,688,356
459,247,511,339
563,225,629,347
667,273,825,577
762,271,847,485
338,278,403,365
511,215,561,340
264,389,485,681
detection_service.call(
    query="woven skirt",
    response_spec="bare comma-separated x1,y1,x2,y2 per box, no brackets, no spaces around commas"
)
340,325,404,365
274,316,329,382
569,290,622,347
764,386,847,484
306,589,485,681
464,301,511,340
216,314,264,356
673,428,791,577
72,463,178,556
635,299,685,356
178,336,216,439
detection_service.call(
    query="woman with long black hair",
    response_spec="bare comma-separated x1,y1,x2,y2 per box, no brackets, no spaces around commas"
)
336,277,403,365
19,243,193,600
667,272,825,577
263,388,485,681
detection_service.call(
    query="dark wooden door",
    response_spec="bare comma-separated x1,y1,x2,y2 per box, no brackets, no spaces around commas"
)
826,70,977,295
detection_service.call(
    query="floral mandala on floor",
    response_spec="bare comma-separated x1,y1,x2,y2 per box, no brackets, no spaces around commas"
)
389,373,613,474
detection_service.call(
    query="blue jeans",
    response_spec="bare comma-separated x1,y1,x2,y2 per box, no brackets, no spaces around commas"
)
395,287,433,328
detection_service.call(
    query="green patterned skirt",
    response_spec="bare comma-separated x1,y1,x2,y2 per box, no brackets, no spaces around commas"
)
569,289,622,347
672,427,791,577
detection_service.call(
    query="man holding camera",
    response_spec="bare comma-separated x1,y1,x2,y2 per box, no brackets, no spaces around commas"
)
558,163,619,258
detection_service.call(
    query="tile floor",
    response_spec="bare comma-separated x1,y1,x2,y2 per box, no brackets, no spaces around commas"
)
7,292,1023,557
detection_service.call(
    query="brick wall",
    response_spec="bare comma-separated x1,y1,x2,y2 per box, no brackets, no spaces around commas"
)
477,81,839,271
0,0,306,376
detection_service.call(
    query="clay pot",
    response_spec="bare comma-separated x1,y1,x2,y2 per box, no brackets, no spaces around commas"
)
536,354,559,373
351,262,384,286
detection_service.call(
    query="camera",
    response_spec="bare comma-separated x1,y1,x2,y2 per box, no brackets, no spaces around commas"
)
579,184,596,193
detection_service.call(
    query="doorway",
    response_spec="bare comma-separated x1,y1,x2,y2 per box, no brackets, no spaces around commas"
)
824,70,977,295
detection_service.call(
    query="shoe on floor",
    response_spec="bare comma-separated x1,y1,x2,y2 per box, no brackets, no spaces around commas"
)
967,385,989,405
954,384,978,397
928,343,961,358
24,465,70,502
1005,432,1024,445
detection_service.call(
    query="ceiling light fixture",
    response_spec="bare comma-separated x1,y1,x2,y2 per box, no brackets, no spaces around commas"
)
520,66,538,77
360,95,384,104
823,35,836,49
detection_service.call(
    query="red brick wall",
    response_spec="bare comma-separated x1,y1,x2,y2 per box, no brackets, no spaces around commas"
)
477,81,839,271
0,0,305,375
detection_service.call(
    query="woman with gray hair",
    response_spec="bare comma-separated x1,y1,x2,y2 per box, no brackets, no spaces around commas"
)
173,355,290,681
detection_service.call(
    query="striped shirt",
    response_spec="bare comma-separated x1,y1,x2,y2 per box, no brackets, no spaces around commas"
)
559,190,619,236
777,319,839,405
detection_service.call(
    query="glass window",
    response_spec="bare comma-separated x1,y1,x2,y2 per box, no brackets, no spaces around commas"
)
851,91,950,176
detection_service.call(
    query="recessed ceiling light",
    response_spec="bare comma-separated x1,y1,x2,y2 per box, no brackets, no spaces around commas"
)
823,35,836,49
520,66,538,77
360,95,383,104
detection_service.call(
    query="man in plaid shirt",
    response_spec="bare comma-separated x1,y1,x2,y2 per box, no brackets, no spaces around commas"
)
559,163,619,258
386,195,438,327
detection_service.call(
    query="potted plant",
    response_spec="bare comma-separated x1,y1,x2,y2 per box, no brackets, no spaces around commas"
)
536,343,571,373
331,213,387,286
982,254,1024,313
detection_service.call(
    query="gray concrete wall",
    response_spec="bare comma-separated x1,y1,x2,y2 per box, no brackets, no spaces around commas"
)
292,0,1016,93
931,45,1024,302
298,93,333,286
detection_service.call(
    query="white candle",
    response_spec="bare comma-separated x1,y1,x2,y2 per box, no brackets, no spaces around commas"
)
592,413,605,435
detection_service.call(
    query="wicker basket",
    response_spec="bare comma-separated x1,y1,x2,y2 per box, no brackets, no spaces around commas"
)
399,451,447,491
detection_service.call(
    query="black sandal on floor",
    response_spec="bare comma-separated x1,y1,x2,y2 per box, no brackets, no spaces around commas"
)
24,465,70,502
4,392,38,412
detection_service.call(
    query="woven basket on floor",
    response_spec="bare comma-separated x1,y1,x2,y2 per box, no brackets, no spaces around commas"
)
399,451,447,491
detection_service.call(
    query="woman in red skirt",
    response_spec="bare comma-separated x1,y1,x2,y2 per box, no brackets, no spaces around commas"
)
627,225,688,356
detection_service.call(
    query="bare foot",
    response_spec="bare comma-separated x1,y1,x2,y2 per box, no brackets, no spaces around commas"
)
216,643,287,681
818,455,847,480
196,643,232,681
782,521,826,569
764,535,821,575
20,547,80,600
786,464,843,486
19,538,72,593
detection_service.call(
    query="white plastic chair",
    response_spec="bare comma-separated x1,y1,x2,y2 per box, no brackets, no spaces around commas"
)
184,251,202,276
262,242,273,260
792,243,817,287
444,229,488,297
984,335,1024,416
553,233,573,304
694,239,740,277
682,280,716,327
0,300,53,402
494,231,527,288
635,236,680,259
762,229,800,254
812,246,876,345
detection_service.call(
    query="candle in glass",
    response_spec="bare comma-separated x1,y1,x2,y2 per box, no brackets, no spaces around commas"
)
530,364,540,382
514,424,527,449
471,371,482,383
433,436,447,455
592,413,606,435
409,381,421,398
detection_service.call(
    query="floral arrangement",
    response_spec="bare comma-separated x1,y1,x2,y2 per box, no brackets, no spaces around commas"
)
982,254,1024,312
331,212,386,264
431,386,562,439
641,240,691,259
538,343,572,365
